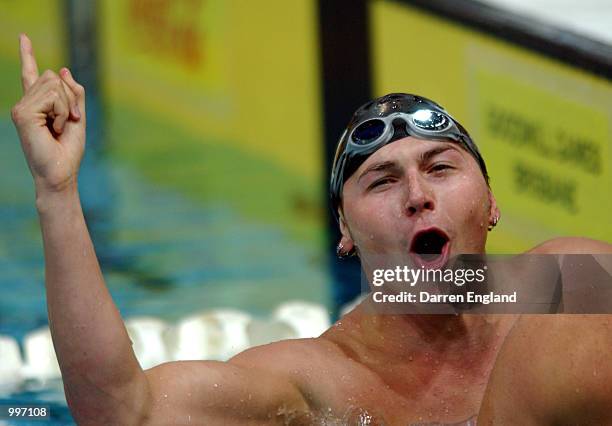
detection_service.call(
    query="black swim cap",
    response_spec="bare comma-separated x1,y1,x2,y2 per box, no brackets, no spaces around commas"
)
330,93,489,221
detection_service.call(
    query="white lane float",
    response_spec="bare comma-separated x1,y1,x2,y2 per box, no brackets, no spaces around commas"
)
247,318,298,347
0,301,332,386
0,335,24,392
165,309,253,361
273,301,331,338
125,317,172,370
22,327,61,381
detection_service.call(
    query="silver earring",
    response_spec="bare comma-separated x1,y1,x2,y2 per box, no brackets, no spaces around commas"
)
337,242,356,259
336,242,346,259
488,216,499,231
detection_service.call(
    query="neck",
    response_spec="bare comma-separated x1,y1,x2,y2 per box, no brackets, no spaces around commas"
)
360,312,514,359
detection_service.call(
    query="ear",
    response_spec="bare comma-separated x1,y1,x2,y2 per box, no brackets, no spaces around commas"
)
487,189,501,225
337,209,356,253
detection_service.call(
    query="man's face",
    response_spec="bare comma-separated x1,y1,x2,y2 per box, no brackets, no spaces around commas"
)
339,137,498,272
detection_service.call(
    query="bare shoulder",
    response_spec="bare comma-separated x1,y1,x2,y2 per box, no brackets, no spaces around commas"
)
229,335,343,375
231,321,366,384
141,340,335,425
479,314,612,425
231,333,366,413
528,236,612,254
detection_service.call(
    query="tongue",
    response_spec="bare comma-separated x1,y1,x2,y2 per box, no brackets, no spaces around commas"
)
417,252,441,262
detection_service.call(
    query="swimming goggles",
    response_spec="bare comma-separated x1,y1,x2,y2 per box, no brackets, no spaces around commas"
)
330,94,488,220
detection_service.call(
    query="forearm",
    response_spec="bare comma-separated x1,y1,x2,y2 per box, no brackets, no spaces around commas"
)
36,186,149,422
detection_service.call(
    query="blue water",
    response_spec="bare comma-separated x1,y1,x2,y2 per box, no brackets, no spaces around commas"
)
0,117,331,424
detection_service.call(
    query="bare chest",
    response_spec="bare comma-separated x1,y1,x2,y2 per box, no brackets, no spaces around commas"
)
300,357,494,425
303,314,518,424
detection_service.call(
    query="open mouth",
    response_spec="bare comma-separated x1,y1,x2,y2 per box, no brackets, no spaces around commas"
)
409,227,450,269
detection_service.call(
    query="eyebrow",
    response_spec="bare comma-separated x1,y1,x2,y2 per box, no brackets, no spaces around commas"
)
358,145,462,183
419,144,461,164
357,144,464,184
357,161,400,183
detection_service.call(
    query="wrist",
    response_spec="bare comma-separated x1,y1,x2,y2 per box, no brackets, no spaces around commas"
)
35,184,80,213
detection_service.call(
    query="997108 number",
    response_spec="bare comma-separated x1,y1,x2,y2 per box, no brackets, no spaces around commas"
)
0,405,50,419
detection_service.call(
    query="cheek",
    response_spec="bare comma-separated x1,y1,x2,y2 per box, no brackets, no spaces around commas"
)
440,177,490,223
344,195,399,250
348,204,386,239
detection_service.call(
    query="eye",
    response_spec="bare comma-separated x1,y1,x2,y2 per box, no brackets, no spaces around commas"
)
369,177,395,189
429,163,452,173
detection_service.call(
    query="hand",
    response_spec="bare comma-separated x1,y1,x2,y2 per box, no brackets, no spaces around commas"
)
11,34,86,194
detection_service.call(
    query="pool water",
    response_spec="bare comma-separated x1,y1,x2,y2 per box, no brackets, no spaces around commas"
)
0,117,331,424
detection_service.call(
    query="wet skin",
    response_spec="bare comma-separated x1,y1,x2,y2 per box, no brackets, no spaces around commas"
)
237,137,516,424
214,137,612,424
321,137,508,422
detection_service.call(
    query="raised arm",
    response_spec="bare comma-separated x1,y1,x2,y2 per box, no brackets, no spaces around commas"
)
11,33,150,423
11,35,308,425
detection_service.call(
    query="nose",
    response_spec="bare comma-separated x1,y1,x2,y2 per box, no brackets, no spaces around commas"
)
404,173,435,217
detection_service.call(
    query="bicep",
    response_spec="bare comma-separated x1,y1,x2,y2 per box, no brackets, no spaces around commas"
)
143,359,308,425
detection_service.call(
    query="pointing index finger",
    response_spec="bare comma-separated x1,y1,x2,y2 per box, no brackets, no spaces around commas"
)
19,34,39,92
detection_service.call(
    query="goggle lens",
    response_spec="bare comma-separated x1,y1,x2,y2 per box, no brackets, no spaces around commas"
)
351,119,386,145
412,109,451,131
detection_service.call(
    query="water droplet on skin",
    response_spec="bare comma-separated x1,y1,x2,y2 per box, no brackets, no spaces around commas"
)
163,394,167,398
408,355,413,361
213,383,218,388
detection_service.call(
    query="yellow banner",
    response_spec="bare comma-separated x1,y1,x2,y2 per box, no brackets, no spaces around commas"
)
0,1,65,111
371,1,612,251
100,0,324,246
469,62,610,246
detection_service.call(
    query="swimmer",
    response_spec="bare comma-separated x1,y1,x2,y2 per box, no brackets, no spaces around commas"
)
11,35,612,425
